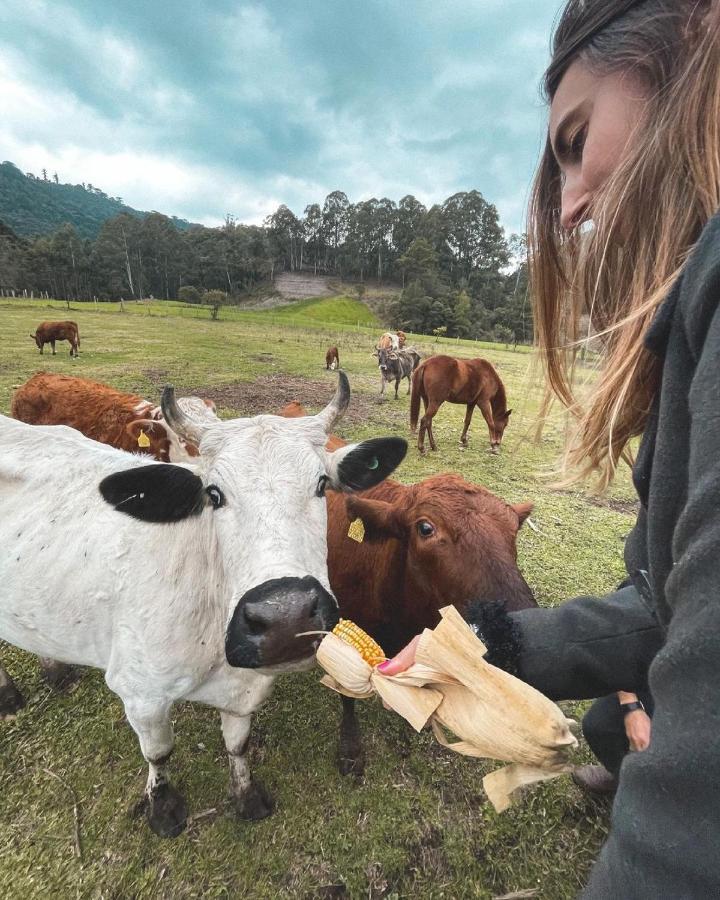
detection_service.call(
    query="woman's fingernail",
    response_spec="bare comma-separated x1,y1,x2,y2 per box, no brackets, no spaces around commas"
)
377,660,391,673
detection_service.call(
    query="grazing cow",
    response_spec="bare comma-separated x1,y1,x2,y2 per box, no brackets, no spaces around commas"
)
279,402,536,775
325,346,340,370
410,355,512,454
0,374,407,835
378,347,421,398
11,373,218,463
30,321,80,357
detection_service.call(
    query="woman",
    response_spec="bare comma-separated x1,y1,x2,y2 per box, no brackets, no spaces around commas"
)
379,1,720,895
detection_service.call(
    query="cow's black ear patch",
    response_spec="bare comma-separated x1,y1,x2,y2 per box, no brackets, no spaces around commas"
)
336,437,407,491
99,464,207,523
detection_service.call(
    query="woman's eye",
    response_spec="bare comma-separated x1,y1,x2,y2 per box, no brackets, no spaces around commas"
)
569,126,587,160
416,520,435,538
316,475,329,498
206,485,225,509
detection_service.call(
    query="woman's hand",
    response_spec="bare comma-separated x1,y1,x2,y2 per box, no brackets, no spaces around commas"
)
625,709,652,751
376,635,421,676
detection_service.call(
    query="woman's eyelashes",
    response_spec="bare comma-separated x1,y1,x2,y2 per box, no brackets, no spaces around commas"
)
567,124,587,162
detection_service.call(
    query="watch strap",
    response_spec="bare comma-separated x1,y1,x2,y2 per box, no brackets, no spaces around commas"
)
620,700,645,715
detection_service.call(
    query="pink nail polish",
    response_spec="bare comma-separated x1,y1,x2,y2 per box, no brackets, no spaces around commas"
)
377,660,391,672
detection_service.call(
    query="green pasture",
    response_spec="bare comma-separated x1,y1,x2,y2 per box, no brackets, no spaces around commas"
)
0,296,635,899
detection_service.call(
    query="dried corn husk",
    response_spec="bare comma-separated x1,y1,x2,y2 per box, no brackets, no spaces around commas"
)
317,605,577,812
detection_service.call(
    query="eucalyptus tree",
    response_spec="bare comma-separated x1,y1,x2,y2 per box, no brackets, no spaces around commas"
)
303,203,324,274
322,190,350,272
393,195,427,261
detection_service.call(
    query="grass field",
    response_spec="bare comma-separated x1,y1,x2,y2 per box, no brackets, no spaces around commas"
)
0,296,636,899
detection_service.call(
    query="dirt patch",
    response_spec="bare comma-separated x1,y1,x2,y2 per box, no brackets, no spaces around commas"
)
142,367,172,385
584,495,639,515
554,489,638,516
186,374,378,424
405,822,449,882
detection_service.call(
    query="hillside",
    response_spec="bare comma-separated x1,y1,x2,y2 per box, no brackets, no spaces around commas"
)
0,161,195,239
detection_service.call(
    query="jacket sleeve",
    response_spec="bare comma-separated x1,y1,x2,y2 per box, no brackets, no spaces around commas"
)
584,250,720,896
508,584,663,700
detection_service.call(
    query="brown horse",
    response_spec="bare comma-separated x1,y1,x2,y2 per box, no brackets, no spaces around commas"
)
410,355,511,453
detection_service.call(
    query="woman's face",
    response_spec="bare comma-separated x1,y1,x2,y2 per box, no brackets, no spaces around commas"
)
549,59,649,230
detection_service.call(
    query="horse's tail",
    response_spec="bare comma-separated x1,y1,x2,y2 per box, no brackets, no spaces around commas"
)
409,361,424,433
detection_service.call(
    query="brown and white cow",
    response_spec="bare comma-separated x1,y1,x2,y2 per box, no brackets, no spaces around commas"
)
280,402,536,773
325,346,340,370
31,321,80,357
376,331,406,353
11,373,218,463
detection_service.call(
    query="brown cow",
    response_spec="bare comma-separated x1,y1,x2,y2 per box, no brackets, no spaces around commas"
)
280,402,536,774
325,346,340,370
11,373,218,463
30,321,80,357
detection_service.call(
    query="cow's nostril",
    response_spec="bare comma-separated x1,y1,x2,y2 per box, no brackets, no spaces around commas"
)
243,606,266,636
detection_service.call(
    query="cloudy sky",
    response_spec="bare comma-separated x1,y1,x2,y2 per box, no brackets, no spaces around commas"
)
0,0,562,235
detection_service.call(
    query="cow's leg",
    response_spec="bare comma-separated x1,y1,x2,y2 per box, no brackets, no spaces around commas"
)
124,697,187,837
460,403,475,446
220,711,274,820
406,375,412,395
338,695,364,777
38,657,80,690
0,663,25,717
380,376,386,396
51,340,56,355
394,377,400,399
477,398,496,451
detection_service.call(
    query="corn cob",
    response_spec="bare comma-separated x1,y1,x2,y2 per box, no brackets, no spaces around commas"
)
332,619,386,666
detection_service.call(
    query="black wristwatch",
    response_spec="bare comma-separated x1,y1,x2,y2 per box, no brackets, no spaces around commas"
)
620,700,645,716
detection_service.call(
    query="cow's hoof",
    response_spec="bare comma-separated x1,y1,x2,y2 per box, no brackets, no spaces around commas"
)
338,753,365,778
232,779,274,821
41,660,81,691
0,682,25,718
145,783,188,838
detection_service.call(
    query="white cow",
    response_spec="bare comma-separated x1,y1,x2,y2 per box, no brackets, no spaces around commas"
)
0,374,406,837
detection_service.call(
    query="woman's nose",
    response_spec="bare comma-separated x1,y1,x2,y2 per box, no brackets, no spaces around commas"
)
560,180,591,231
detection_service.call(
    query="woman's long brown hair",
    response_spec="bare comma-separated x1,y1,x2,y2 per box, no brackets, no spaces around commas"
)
529,0,720,489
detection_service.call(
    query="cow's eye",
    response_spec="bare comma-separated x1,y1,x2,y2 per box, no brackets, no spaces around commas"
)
316,475,329,498
206,485,225,509
417,520,435,538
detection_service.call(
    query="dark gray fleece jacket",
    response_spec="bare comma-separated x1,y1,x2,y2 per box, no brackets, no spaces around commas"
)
509,211,720,899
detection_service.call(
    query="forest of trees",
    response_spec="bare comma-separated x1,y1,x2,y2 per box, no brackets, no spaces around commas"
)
0,176,532,343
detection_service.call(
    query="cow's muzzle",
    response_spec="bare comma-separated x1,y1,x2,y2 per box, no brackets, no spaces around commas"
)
225,576,339,668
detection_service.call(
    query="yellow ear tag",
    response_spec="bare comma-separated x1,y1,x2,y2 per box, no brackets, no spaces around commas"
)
137,429,151,448
347,517,365,543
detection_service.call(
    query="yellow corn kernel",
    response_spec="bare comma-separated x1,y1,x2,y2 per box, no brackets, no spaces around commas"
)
332,619,386,666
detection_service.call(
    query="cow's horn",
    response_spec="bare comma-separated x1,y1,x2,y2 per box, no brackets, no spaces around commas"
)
160,384,205,445
318,371,350,433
